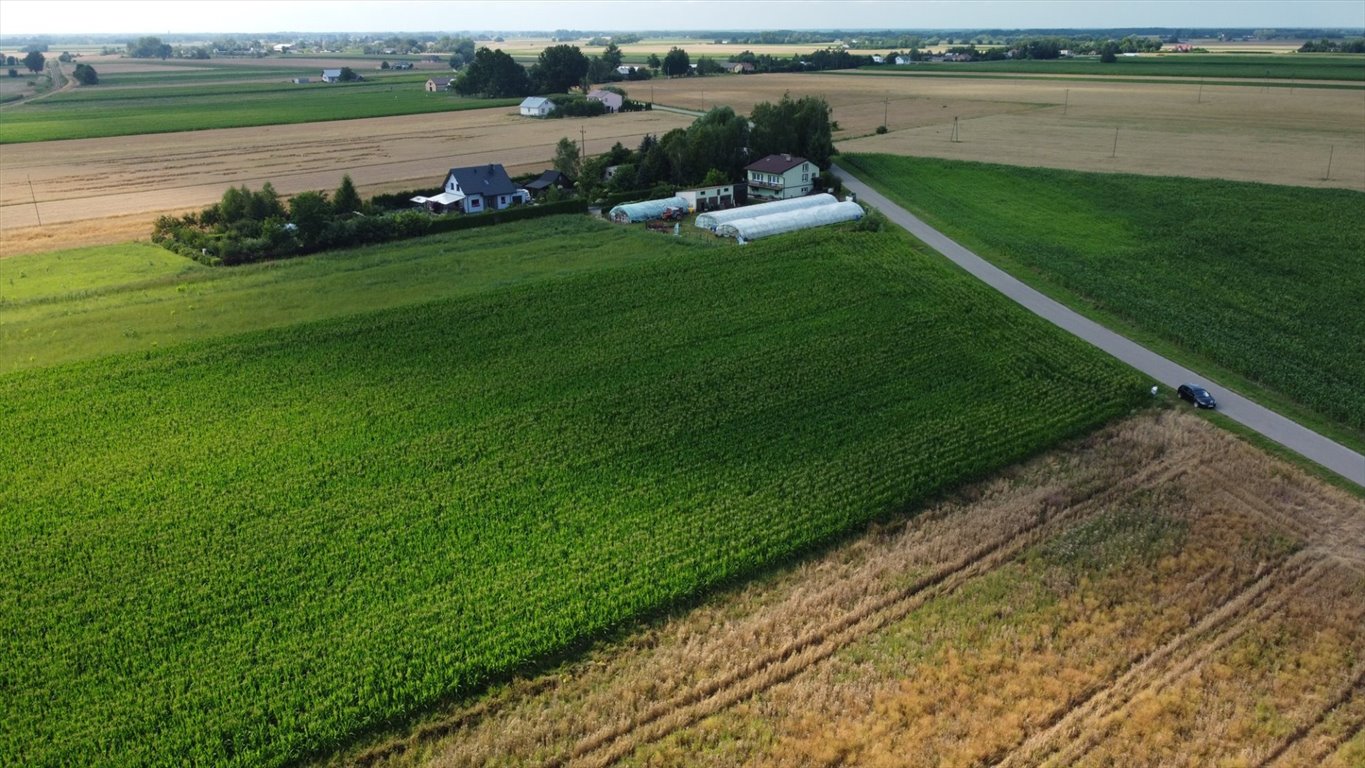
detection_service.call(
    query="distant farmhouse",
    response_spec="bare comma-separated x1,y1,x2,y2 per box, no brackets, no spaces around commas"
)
586,89,623,113
744,154,815,201
519,96,555,117
321,68,343,83
425,77,452,92
411,164,528,214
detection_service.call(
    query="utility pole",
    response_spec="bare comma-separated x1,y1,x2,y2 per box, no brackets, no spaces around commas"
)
1063,88,1069,116
951,116,959,143
1325,144,1335,180
883,97,889,128
1110,127,1119,158
579,126,586,160
27,174,42,226
1197,80,1203,104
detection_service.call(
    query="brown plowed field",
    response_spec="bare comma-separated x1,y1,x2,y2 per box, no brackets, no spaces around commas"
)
0,109,693,256
318,410,1365,768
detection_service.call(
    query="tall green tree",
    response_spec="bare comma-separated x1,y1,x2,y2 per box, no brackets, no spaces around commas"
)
681,107,750,183
531,44,589,93
602,43,623,69
332,175,362,215
288,191,332,247
749,94,835,169
70,62,98,84
127,36,172,59
453,47,531,98
21,50,44,74
646,53,661,72
662,47,690,77
553,137,581,179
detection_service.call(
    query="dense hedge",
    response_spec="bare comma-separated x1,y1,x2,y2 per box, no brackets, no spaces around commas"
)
153,191,590,267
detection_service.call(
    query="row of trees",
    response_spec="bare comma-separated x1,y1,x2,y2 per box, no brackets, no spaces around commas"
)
725,47,872,73
552,94,835,200
152,176,435,265
453,43,656,99
6,51,47,73
1298,38,1365,53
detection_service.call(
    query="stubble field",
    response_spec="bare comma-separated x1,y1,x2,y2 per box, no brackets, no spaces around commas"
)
330,409,1365,768
0,108,693,256
5,69,1361,257
643,71,1365,190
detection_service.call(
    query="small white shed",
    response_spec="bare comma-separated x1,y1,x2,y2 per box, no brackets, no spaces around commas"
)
519,96,555,118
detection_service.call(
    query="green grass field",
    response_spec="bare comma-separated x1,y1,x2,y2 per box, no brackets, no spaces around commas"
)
0,220,1146,766
870,54,1365,81
0,78,516,143
839,154,1365,449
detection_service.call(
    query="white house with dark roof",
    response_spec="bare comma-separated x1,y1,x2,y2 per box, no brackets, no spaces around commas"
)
321,68,343,82
743,154,815,201
425,77,452,91
519,96,555,117
445,164,523,213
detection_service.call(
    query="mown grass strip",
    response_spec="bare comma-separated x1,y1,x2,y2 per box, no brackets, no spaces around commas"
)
839,153,1365,450
0,224,1146,767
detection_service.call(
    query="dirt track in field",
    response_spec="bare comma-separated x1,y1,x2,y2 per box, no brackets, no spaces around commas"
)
0,109,693,256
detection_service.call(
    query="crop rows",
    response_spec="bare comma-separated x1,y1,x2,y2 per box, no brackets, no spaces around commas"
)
0,226,1145,766
840,153,1365,445
0,83,516,144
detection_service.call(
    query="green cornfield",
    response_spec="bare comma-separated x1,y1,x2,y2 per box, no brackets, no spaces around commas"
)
840,153,1365,449
0,225,1145,765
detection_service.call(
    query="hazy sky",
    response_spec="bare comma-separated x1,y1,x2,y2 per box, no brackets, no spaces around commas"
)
1,0,1362,35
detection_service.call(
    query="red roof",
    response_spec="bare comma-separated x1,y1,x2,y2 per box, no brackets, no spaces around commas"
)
745,154,808,174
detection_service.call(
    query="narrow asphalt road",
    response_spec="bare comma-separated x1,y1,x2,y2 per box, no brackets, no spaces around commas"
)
833,164,1365,488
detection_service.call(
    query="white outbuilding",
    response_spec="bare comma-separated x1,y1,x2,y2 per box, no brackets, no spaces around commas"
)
519,96,556,117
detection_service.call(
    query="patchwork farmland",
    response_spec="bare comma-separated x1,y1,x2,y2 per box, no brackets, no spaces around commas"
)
2,21,1363,768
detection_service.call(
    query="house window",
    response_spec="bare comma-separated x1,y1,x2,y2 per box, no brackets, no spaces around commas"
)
802,173,808,182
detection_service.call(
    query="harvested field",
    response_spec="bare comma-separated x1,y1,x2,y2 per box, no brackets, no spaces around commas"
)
643,72,1365,190
0,108,693,250
326,409,1365,768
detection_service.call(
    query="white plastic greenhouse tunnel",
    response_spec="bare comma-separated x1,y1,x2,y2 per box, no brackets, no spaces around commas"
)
693,193,837,231
608,196,691,223
715,201,866,241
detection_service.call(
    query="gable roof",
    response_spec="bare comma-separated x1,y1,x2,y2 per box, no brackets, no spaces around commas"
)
520,96,554,109
446,164,518,198
587,89,623,105
745,154,809,174
428,77,451,86
322,68,342,77
525,169,572,191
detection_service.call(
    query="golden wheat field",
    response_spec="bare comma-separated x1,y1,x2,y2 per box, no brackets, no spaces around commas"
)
642,72,1365,191
0,109,693,256
316,409,1365,768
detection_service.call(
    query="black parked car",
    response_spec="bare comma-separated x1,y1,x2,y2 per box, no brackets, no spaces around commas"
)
1177,383,1217,409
